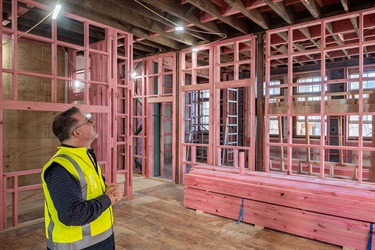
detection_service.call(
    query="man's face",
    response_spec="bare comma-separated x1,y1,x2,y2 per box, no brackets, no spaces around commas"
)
72,112,98,141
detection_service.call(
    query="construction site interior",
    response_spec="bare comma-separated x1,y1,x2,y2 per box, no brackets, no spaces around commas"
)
0,0,375,249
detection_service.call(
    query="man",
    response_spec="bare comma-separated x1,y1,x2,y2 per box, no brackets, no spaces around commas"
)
41,107,122,250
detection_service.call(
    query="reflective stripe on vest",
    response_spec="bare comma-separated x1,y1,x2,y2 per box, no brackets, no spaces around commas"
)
53,154,88,199
46,227,113,250
46,154,113,250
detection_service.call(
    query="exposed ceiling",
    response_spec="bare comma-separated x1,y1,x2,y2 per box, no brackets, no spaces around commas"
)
4,0,375,60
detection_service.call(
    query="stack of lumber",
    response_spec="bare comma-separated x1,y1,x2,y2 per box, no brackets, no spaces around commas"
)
184,164,375,249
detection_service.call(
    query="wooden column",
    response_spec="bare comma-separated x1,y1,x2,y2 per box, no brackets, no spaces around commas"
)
369,93,375,182
175,53,180,183
256,33,265,171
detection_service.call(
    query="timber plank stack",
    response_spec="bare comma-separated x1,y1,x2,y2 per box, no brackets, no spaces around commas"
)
184,164,375,250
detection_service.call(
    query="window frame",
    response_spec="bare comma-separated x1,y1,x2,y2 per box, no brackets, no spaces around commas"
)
293,73,327,138
347,66,374,140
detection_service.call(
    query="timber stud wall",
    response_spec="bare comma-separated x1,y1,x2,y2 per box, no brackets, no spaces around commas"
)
184,7,375,250
265,8,375,182
132,53,177,181
179,35,256,183
0,2,374,249
0,0,132,230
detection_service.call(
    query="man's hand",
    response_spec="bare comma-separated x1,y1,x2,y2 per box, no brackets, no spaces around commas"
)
105,184,123,205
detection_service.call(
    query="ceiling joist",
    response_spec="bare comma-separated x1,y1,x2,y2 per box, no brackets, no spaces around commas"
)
301,0,321,19
25,0,375,60
222,0,270,30
263,0,294,25
185,0,252,34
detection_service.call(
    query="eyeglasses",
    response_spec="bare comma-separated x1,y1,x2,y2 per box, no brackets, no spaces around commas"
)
73,117,94,131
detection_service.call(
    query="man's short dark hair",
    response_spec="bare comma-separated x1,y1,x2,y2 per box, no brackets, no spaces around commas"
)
52,107,80,142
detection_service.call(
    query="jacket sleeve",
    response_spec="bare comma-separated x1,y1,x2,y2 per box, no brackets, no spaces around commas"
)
44,163,112,226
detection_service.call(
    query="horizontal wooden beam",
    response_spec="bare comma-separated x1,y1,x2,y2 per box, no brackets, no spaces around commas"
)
222,0,270,30
186,0,252,34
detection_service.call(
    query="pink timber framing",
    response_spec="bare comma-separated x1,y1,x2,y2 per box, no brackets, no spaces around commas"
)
184,7,375,250
0,0,133,230
132,58,148,177
179,35,257,183
133,52,177,182
184,166,375,249
264,7,375,183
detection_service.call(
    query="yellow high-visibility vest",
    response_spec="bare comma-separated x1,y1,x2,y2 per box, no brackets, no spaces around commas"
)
41,146,113,250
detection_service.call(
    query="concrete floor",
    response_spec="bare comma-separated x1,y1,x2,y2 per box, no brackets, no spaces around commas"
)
0,176,342,250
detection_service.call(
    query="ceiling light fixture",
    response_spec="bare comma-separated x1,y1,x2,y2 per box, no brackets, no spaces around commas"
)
192,48,199,52
175,26,184,31
2,20,10,26
52,3,62,19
